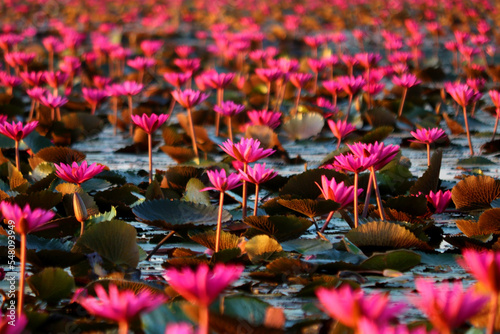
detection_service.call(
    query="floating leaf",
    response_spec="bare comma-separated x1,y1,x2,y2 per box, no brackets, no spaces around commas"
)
385,195,428,217
456,220,484,237
26,249,86,269
245,125,280,149
277,199,340,218
27,267,75,305
6,190,62,210
442,112,465,135
409,149,442,195
87,206,117,225
188,229,240,251
30,162,55,182
444,235,496,251
266,258,315,276
363,108,396,128
9,163,29,192
244,215,312,242
22,130,53,154
85,279,165,296
279,169,349,199
281,239,333,255
245,235,285,264
458,156,495,166
34,146,86,164
343,237,366,256
164,166,204,191
296,275,342,297
211,248,242,263
160,145,196,164
133,199,231,230
477,208,500,234
359,249,421,272
94,184,142,209
345,221,433,251
182,178,210,206
452,175,500,211
73,219,140,269
282,112,324,140
145,180,164,201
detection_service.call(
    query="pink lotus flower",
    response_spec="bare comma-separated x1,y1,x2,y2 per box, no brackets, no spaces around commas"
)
220,138,274,163
0,202,55,235
201,169,242,192
59,56,81,75
92,76,112,89
44,71,68,90
77,284,166,334
392,73,421,89
410,128,447,165
214,100,245,117
140,40,163,57
173,58,201,75
426,190,452,213
255,68,283,83
201,72,235,89
348,141,400,171
239,163,277,216
175,45,195,58
327,119,356,150
0,120,38,142
247,109,281,129
118,81,143,96
54,161,106,186
26,87,47,101
19,71,45,87
316,285,404,330
127,57,156,71
163,72,190,88
163,264,243,307
358,318,437,334
42,36,64,53
131,113,169,134
0,313,27,334
445,82,478,107
316,175,361,209
338,75,366,96
4,52,35,69
171,89,210,109
409,278,488,334
460,250,500,293
0,73,22,94
355,52,382,69
82,88,107,115
39,92,68,120
164,323,195,334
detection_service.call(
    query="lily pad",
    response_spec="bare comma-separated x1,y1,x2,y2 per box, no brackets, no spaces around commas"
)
244,215,313,241
266,258,315,276
34,146,86,164
164,166,204,191
277,198,340,218
245,235,285,263
409,149,442,195
133,199,231,230
182,178,210,206
282,112,324,140
281,239,333,255
6,190,62,210
188,229,240,251
385,195,428,217
345,221,433,251
359,249,421,272
27,267,75,305
9,163,29,192
452,175,500,211
457,156,495,166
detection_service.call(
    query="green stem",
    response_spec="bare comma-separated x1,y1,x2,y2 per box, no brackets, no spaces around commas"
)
18,233,26,316
293,87,301,117
319,211,335,233
362,172,373,218
215,191,224,253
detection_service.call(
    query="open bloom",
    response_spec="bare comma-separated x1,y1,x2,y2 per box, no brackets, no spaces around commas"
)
410,279,488,334
316,175,362,208
247,110,281,129
82,88,107,112
392,73,421,88
238,163,277,185
337,75,366,96
20,71,45,86
214,100,245,117
201,72,235,89
77,284,166,324
131,113,169,134
118,81,143,96
348,142,400,170
0,202,55,235
220,138,275,163
332,153,376,173
163,72,190,88
43,71,68,89
316,285,404,329
410,128,446,145
328,119,356,148
127,57,156,71
426,190,452,213
164,323,195,334
445,82,479,107
460,249,500,293
39,92,68,109
201,169,242,192
54,161,106,186
163,264,244,307
0,120,38,141
171,89,210,109
140,40,163,57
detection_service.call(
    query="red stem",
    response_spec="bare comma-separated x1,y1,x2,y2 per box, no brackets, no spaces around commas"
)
18,233,26,316
215,191,225,253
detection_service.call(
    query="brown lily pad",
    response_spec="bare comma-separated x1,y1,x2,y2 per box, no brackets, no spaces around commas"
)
409,149,442,196
451,175,500,211
188,229,241,251
243,215,313,242
34,146,86,165
277,198,340,218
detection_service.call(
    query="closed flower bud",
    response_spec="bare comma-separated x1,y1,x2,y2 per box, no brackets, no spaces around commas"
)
73,192,88,223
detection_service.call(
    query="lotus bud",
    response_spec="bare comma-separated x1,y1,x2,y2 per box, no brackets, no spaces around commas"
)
73,192,88,223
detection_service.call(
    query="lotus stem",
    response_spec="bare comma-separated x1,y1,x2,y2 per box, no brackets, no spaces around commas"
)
312,73,318,96
319,211,335,233
227,116,233,142
242,163,248,220
118,320,129,334
426,143,431,166
215,191,225,253
128,95,134,137
492,112,499,141
487,294,498,334
49,50,54,72
471,101,477,118
15,140,20,170
56,107,61,121
462,105,474,156
366,67,372,110
28,100,35,121
353,172,359,228
148,133,153,184
397,88,408,118
113,97,118,136
215,88,223,137
253,184,259,217
145,230,175,261
91,105,96,116
138,69,144,84
50,107,55,121
370,168,385,220
345,94,353,121
80,221,84,238
265,82,271,111
18,232,26,316
293,87,301,117
362,174,373,218
199,305,209,334
186,107,199,160
166,98,176,126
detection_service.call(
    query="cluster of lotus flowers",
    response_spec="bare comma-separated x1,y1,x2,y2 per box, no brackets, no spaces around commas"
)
0,0,500,333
